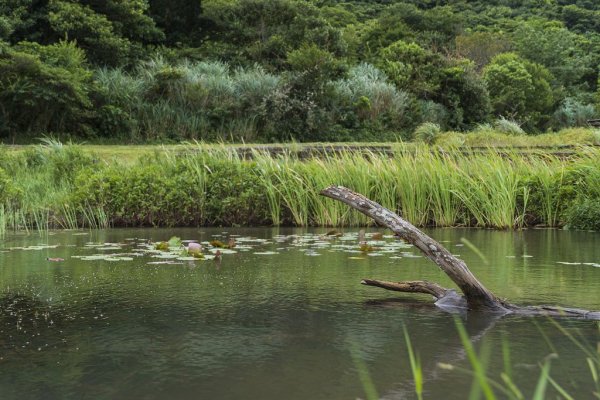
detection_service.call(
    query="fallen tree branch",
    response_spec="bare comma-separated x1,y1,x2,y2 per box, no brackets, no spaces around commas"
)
360,279,449,299
321,186,600,319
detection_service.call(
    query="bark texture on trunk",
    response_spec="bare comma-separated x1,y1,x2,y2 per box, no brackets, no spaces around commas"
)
321,186,508,312
321,185,599,319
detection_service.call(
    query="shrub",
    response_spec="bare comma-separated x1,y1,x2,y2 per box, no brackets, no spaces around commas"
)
483,53,554,130
70,162,205,227
0,42,94,141
0,166,22,208
494,117,525,135
551,98,598,130
69,156,271,227
327,63,410,137
417,100,449,129
22,139,95,185
414,122,441,144
203,159,270,226
565,198,600,230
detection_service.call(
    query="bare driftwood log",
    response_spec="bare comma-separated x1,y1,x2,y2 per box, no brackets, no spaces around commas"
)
321,186,600,319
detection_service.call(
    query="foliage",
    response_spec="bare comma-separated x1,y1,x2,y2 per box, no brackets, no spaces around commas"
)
565,198,600,230
0,166,22,207
3,142,600,230
512,20,594,93
455,31,511,71
551,98,598,130
148,0,203,45
202,0,345,69
413,122,441,144
0,41,94,141
70,161,205,227
327,63,410,136
1,0,600,142
483,53,555,130
493,117,526,136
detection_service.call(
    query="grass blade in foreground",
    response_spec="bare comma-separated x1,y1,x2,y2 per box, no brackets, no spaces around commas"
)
403,325,424,400
454,317,497,400
349,341,379,400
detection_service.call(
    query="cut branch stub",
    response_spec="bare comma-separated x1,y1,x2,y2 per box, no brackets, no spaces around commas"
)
320,186,509,312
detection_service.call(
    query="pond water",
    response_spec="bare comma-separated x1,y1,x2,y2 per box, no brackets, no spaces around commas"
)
0,228,598,400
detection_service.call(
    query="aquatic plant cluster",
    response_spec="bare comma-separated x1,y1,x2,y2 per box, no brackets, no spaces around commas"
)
1,142,600,233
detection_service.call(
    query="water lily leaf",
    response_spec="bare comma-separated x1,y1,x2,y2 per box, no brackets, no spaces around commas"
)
151,253,180,259
79,255,108,261
210,248,237,254
10,245,60,251
209,240,227,248
155,242,169,251
147,261,183,265
168,236,182,248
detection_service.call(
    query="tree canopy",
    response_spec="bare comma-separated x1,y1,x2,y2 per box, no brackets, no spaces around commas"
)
1,0,599,142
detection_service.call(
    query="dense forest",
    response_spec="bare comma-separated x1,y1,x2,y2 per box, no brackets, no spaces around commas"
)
1,0,600,143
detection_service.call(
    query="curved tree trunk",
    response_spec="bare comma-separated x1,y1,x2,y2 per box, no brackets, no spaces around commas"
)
320,186,600,319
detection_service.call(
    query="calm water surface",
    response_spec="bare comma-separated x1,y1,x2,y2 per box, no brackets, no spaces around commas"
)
0,228,599,399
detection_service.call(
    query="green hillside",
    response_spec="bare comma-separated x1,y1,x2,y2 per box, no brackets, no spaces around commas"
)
1,0,599,142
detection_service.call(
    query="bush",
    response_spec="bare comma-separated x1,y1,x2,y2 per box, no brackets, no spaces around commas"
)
493,117,526,135
327,63,410,137
417,100,449,129
22,139,95,185
203,160,270,226
414,122,441,144
483,53,554,130
551,98,598,130
565,198,600,230
0,166,22,208
70,156,271,227
0,42,94,141
70,162,205,227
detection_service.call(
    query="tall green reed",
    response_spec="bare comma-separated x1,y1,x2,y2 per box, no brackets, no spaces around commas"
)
2,143,599,230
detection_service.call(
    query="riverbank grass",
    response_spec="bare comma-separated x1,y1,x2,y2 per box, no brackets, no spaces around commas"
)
1,141,599,233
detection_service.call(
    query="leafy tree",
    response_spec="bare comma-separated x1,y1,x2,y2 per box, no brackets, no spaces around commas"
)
437,61,491,129
512,20,593,92
455,31,512,71
377,40,490,129
0,41,94,140
561,5,600,33
0,0,163,66
376,40,442,98
148,0,203,45
201,0,345,69
483,52,554,129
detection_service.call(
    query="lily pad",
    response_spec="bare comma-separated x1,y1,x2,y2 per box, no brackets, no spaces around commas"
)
151,253,180,259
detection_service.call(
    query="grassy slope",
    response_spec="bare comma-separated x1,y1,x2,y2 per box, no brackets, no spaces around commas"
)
3,127,599,163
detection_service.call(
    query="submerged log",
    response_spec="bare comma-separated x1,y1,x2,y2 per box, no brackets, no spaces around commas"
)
320,186,600,320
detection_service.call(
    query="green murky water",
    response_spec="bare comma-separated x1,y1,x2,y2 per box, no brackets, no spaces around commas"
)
0,228,598,399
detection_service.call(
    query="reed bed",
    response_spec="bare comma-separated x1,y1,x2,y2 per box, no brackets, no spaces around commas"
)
1,142,599,233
